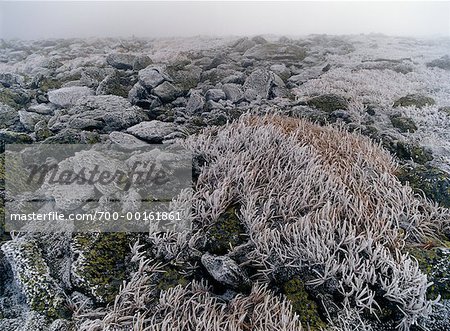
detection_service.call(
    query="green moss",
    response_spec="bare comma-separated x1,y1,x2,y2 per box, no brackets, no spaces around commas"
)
155,267,188,292
397,165,450,208
205,205,247,255
307,94,349,113
72,233,134,303
0,88,30,110
38,78,63,93
405,247,450,300
393,94,435,109
282,277,327,329
394,141,433,164
390,115,417,133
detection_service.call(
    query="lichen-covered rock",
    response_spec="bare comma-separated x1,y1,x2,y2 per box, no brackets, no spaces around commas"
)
96,70,135,97
390,114,418,133
0,88,31,110
307,94,349,112
48,86,94,108
393,94,435,108
18,110,48,132
0,130,33,152
165,64,202,94
0,104,20,129
1,238,70,319
397,164,450,208
201,253,251,291
126,120,178,143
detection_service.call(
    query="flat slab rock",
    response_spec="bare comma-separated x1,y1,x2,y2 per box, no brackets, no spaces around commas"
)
48,86,94,108
126,120,178,143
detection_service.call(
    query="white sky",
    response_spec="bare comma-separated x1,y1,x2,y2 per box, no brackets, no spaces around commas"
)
0,1,449,39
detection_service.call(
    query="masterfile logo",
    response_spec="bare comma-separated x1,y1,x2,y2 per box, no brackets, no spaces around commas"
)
4,144,193,233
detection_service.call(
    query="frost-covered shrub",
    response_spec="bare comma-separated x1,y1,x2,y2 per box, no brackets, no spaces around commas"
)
75,115,449,331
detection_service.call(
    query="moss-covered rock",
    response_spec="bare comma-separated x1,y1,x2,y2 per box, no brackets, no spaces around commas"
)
1,238,70,320
0,130,33,153
393,94,435,108
0,88,31,110
205,205,247,255
406,247,450,300
390,114,417,133
71,233,135,303
394,141,433,164
281,277,327,329
397,165,450,208
307,94,349,113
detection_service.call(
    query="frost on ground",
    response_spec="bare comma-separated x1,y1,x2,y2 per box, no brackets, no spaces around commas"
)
0,34,450,331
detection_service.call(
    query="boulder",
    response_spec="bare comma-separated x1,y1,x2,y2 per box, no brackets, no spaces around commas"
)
0,104,19,129
126,120,177,143
205,89,226,102
138,67,166,90
243,68,274,100
186,91,205,114
47,95,148,133
222,84,244,103
153,81,181,103
48,86,94,108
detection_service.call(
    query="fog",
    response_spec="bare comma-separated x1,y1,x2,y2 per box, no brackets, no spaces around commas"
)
1,1,449,40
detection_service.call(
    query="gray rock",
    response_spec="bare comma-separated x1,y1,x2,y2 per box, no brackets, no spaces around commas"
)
205,88,226,102
0,73,24,88
153,81,181,103
270,64,291,81
18,110,48,131
0,130,32,151
27,103,54,115
109,131,149,149
34,120,53,141
96,71,134,98
138,67,166,90
48,95,148,133
106,53,135,70
201,253,251,291
243,68,274,100
186,91,205,114
132,55,153,71
48,86,94,108
222,84,244,103
126,120,177,143
166,64,202,93
0,104,19,129
232,37,257,53
244,43,306,62
221,73,246,85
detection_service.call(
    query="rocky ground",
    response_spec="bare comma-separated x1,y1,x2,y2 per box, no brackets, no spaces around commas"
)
0,34,449,330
